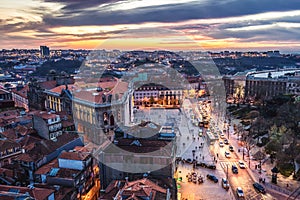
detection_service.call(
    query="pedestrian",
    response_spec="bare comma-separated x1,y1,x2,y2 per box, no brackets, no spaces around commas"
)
202,156,204,160
216,153,219,158
287,183,289,188
214,157,215,161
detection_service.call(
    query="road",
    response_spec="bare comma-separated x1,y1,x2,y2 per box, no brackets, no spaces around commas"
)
133,101,283,200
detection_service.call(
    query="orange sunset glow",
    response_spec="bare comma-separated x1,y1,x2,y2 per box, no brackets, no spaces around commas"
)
1,0,300,52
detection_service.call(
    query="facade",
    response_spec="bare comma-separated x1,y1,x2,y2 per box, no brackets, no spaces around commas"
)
245,69,300,100
98,137,176,188
11,85,29,111
0,89,12,101
0,139,22,167
32,112,63,140
35,149,100,200
14,133,84,183
28,74,73,111
40,45,50,57
133,83,183,107
71,77,133,145
0,184,55,200
45,85,73,113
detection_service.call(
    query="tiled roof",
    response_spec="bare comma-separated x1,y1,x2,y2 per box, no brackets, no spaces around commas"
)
104,138,173,155
11,85,29,98
1,129,17,140
0,139,20,152
119,178,166,199
61,120,74,128
59,151,90,161
34,112,58,120
39,81,57,90
0,184,55,200
55,167,81,179
15,133,79,163
35,159,58,175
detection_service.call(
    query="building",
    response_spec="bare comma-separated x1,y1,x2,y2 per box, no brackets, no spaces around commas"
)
32,112,63,141
35,148,100,200
71,77,133,145
44,85,73,113
0,89,12,101
0,184,55,200
245,69,300,100
14,133,84,183
100,178,171,200
28,73,74,111
28,80,57,110
40,45,50,58
0,138,22,167
98,136,176,188
11,85,29,111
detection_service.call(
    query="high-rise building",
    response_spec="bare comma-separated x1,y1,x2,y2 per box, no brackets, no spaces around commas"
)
40,45,50,57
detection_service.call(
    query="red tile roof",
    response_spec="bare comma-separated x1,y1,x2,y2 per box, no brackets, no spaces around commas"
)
119,178,166,199
0,184,55,200
0,139,20,152
35,159,58,175
39,81,57,90
11,85,29,98
34,112,58,120
59,151,90,161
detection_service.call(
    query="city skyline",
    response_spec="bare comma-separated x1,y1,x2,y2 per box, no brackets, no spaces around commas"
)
1,0,300,52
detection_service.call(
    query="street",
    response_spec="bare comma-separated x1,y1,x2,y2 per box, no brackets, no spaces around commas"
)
133,99,282,200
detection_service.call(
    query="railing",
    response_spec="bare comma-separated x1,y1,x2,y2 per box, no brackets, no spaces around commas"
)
287,186,300,200
264,182,292,196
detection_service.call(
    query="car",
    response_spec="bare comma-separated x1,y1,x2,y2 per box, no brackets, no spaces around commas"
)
229,145,234,152
196,162,207,167
221,178,230,190
207,174,218,183
238,160,246,169
225,151,231,158
236,187,244,198
220,134,225,139
224,139,229,144
206,164,216,170
232,164,238,174
186,158,193,164
219,141,224,147
253,182,266,194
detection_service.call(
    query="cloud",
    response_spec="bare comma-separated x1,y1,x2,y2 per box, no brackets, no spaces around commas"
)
40,0,300,26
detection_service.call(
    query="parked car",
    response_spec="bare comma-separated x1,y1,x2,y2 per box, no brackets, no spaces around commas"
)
232,164,238,174
196,162,207,167
253,182,266,194
186,158,193,164
219,141,224,147
229,145,234,152
236,187,244,198
206,164,217,170
238,160,246,169
221,178,229,190
220,134,225,139
207,174,218,183
225,151,231,158
224,139,229,144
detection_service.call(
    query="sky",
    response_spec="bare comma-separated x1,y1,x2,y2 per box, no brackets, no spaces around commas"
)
1,0,300,52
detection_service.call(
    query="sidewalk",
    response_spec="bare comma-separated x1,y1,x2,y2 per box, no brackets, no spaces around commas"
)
228,119,300,198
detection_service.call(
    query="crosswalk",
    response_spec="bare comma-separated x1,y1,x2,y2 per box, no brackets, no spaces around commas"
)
219,161,247,170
